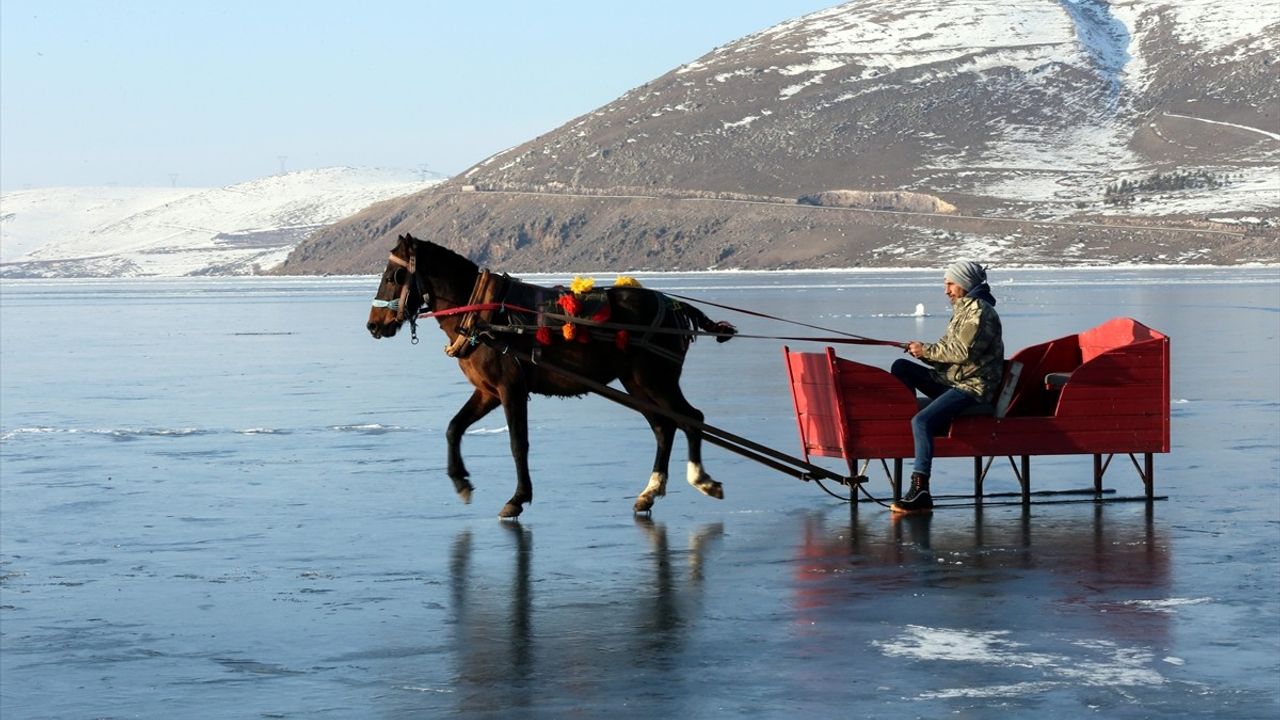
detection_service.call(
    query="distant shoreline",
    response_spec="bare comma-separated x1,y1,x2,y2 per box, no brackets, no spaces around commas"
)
2,263,1278,287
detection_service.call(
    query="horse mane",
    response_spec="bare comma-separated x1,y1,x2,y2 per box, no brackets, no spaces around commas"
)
403,233,479,277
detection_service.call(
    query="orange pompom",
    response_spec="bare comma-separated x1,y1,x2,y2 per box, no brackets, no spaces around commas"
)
562,323,576,341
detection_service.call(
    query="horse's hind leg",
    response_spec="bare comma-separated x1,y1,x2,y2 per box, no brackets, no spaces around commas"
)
446,389,501,503
657,386,723,501
633,411,677,513
618,376,677,513
627,371,723,502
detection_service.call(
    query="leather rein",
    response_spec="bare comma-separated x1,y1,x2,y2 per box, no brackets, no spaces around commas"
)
374,253,906,350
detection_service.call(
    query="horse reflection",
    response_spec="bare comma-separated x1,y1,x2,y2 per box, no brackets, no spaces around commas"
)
447,524,534,712
632,516,723,661
445,520,723,713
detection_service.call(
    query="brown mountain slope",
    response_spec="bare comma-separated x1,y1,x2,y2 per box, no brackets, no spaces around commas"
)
277,187,1270,274
280,0,1279,274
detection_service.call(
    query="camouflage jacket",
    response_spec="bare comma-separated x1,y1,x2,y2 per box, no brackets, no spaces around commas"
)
922,295,1005,403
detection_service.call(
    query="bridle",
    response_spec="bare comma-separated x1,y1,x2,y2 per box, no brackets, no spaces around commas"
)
371,250,425,343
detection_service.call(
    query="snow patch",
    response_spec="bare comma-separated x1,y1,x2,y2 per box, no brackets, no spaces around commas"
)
1,168,439,277
777,57,848,76
1121,597,1214,612
876,625,1165,699
780,73,827,99
723,115,761,129
1161,0,1278,54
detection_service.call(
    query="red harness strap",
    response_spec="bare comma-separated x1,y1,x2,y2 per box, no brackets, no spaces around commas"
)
419,302,534,319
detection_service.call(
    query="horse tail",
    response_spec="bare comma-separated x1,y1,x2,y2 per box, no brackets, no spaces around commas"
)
680,302,737,344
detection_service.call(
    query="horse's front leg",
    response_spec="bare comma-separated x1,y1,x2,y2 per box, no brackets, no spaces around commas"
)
497,387,532,519
446,389,501,503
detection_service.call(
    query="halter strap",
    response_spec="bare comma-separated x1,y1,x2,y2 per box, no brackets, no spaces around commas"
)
371,252,418,322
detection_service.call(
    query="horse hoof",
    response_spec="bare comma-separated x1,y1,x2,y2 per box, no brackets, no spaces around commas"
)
499,503,523,519
634,496,655,513
451,476,474,504
695,480,724,500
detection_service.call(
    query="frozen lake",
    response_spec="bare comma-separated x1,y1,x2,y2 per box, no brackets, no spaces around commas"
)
2,267,1278,718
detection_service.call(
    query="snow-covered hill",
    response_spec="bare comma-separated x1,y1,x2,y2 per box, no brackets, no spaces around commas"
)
289,0,1278,274
0,167,440,277
463,0,1277,213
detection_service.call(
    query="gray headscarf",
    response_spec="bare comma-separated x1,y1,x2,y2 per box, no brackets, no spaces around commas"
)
945,261,987,291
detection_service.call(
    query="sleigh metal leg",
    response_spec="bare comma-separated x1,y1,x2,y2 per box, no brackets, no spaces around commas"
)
973,456,995,503
1128,452,1155,500
1006,455,1031,505
892,458,903,502
1093,453,1112,497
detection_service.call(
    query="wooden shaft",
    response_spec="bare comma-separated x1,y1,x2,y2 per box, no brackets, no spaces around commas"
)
502,345,849,483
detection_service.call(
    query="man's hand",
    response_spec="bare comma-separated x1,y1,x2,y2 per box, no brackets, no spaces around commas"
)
906,341,925,358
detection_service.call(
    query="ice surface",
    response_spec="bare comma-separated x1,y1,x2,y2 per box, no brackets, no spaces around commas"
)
1,269,1277,718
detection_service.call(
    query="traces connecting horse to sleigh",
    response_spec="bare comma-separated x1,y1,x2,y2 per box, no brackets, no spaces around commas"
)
366,234,737,519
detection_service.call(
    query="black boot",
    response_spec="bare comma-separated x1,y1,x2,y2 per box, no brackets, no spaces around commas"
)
892,472,934,514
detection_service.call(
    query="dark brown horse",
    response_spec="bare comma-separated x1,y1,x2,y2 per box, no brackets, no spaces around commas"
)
366,234,737,518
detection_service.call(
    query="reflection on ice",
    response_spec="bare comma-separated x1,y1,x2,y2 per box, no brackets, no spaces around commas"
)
2,270,1275,718
417,505,1184,714
442,519,726,715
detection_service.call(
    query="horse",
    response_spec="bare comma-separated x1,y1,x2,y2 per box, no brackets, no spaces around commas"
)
366,233,737,518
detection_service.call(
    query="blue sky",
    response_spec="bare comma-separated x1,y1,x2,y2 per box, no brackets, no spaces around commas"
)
1,1,834,190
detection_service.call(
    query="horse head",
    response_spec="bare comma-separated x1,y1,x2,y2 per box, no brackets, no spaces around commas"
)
367,234,481,340
367,234,423,339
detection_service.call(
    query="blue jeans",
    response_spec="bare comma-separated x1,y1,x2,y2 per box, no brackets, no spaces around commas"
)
891,359,978,477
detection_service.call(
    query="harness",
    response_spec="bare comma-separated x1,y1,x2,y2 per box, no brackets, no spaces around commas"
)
442,269,501,358
370,252,415,317
370,251,424,343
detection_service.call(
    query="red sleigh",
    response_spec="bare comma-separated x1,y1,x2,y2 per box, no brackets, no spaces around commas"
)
785,317,1171,503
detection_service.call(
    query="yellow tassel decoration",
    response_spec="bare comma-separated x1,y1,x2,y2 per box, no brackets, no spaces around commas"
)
570,276,595,295
613,275,641,288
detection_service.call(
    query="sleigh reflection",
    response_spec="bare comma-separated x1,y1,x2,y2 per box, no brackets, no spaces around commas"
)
792,505,1172,643
429,507,1169,714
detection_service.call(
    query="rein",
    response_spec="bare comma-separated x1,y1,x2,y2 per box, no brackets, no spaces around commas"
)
662,291,907,348
415,299,907,348
378,258,906,349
